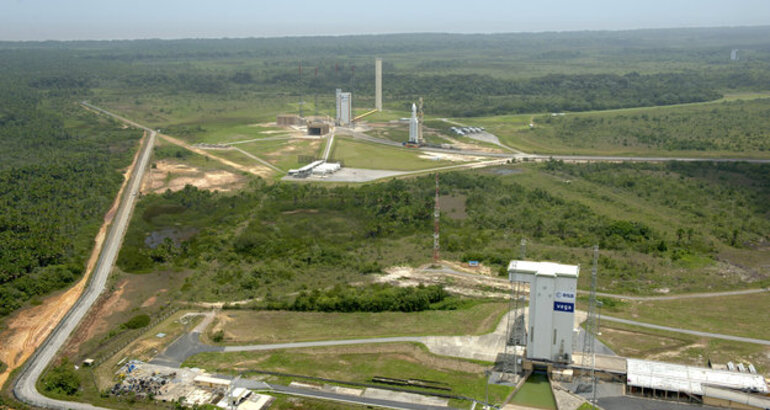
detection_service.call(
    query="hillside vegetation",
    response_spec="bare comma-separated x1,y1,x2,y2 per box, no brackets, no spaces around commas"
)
0,81,140,317
118,162,769,300
484,97,770,156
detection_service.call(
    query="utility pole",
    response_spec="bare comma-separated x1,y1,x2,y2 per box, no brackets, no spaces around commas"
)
580,245,599,396
298,62,304,118
314,66,319,116
433,172,440,264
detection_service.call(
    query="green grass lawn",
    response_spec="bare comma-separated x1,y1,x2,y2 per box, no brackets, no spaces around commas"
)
184,343,512,405
601,292,770,341
236,138,323,171
595,320,770,373
204,302,507,345
468,96,770,158
330,137,453,170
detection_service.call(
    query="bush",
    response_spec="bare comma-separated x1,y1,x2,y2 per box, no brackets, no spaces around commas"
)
122,314,151,330
269,284,451,313
211,330,224,342
42,358,80,396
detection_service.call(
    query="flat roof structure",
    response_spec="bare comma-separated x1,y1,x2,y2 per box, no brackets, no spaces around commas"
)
626,358,768,396
507,260,579,278
508,260,580,363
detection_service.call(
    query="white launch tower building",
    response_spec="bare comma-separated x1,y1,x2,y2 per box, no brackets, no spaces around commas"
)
508,260,579,363
408,103,419,144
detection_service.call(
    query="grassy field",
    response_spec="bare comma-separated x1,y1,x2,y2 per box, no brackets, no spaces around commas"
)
184,343,512,405
330,137,454,170
236,138,324,171
182,123,287,145
474,97,770,157
203,302,507,345
596,320,770,373
600,292,770,340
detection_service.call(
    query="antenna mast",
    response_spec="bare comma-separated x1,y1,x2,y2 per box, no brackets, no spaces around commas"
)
433,172,440,264
579,245,599,397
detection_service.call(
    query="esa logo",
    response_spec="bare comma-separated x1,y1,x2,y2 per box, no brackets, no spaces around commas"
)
555,291,575,300
553,302,575,312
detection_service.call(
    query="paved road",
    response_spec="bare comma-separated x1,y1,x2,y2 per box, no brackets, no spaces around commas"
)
546,154,770,164
582,287,770,301
322,131,335,161
13,110,156,409
601,315,770,346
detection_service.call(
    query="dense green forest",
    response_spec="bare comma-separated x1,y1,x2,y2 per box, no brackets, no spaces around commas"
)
0,80,140,317
2,27,770,119
117,161,769,298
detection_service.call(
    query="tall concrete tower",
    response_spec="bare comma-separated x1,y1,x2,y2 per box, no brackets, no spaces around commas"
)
375,58,382,111
508,260,579,363
408,103,419,144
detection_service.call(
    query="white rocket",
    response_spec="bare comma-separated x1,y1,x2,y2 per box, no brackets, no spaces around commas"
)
408,103,419,144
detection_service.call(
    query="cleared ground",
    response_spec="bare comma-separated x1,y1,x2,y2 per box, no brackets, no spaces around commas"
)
203,302,508,345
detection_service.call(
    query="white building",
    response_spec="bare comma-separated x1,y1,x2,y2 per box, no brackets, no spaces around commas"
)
336,89,352,126
508,260,579,363
408,103,419,144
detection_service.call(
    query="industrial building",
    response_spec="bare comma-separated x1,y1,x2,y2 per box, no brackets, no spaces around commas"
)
336,89,352,126
288,160,324,177
276,114,304,127
508,260,579,363
307,122,330,136
311,162,341,176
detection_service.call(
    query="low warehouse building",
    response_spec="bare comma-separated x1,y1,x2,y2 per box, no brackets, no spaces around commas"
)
276,114,304,126
193,375,231,389
307,122,330,136
626,358,768,406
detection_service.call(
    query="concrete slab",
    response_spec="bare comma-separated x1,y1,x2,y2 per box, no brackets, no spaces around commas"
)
423,309,520,362
362,388,449,407
283,167,405,183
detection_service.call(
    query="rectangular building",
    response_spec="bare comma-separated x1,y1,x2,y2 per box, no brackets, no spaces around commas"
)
508,260,579,363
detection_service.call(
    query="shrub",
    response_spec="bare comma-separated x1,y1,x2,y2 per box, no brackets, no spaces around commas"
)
122,314,151,330
42,358,80,396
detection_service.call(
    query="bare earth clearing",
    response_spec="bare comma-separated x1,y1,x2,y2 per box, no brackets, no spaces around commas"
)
141,160,245,194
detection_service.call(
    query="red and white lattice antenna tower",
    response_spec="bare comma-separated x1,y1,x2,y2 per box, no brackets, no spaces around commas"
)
433,172,440,264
